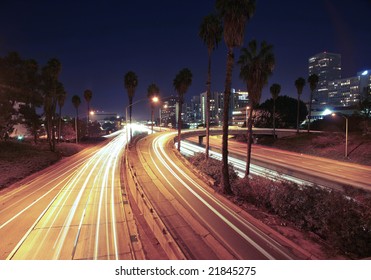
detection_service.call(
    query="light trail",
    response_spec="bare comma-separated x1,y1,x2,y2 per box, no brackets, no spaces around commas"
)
180,140,315,186
151,133,293,259
4,132,130,260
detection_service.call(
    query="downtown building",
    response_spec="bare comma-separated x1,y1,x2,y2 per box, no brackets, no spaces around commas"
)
308,52,342,107
328,70,371,110
308,52,370,119
198,89,249,127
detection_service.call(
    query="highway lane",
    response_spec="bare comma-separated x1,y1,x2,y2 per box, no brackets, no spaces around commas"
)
136,132,307,259
0,132,142,260
185,136,371,191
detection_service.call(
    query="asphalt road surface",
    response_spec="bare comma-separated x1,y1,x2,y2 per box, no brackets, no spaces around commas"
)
133,131,310,259
185,136,371,191
0,133,142,260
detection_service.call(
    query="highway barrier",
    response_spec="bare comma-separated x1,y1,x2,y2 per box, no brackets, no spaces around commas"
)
123,145,186,260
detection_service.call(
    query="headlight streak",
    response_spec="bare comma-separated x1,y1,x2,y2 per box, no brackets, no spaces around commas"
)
151,134,291,260
0,150,98,215
53,145,110,259
4,134,128,260
180,140,314,186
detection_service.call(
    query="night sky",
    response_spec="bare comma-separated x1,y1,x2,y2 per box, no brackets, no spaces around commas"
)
1,0,370,119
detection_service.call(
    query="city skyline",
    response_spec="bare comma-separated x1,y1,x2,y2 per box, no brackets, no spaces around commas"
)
1,0,370,119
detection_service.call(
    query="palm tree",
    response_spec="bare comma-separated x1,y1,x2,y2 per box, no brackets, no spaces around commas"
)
41,58,62,152
147,83,160,134
72,95,81,144
238,40,275,177
124,71,138,139
270,83,281,139
173,68,193,152
199,13,223,160
295,77,306,133
83,89,93,137
216,0,256,194
307,73,319,133
57,83,66,143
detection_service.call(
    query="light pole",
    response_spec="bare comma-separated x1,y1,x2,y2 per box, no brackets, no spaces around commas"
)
151,96,159,134
125,96,159,147
332,113,349,157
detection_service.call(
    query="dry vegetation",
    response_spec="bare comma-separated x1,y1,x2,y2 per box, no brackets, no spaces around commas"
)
255,132,371,166
0,140,85,189
189,153,371,259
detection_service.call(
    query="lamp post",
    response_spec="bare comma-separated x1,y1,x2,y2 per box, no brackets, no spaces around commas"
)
151,96,159,134
332,113,349,157
125,96,159,147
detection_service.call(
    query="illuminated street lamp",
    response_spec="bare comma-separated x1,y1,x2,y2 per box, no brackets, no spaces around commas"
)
332,113,349,157
125,96,159,147
150,96,159,134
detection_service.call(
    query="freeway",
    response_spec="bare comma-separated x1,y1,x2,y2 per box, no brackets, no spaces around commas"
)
184,136,371,191
130,131,311,259
0,132,143,260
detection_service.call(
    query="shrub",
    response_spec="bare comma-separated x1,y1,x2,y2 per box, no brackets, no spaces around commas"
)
188,153,238,189
233,177,371,259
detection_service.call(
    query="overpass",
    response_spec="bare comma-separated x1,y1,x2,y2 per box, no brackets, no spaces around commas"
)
179,127,304,145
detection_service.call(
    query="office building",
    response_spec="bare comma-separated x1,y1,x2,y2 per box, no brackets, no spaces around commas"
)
328,69,371,111
308,52,341,106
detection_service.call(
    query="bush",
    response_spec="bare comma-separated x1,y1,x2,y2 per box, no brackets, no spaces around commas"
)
311,134,343,148
188,153,238,189
233,177,371,259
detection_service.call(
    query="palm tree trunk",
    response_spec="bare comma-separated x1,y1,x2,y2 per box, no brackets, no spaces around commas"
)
51,114,56,152
296,95,300,133
75,108,78,144
87,103,90,137
221,49,234,195
177,99,183,151
129,97,133,140
205,52,212,159
273,100,276,139
307,91,313,133
151,105,154,134
245,106,254,177
58,105,62,143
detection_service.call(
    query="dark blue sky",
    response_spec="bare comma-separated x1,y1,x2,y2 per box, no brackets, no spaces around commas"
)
1,0,370,119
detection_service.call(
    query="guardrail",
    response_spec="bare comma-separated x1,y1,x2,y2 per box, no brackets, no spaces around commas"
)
124,146,186,260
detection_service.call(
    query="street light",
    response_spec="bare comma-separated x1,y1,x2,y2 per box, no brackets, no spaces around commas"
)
150,96,159,134
332,113,349,158
125,96,159,147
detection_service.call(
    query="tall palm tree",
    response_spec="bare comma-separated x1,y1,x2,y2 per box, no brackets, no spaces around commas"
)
57,83,66,143
41,58,62,152
72,95,81,144
199,13,223,160
307,73,319,133
270,83,281,139
295,77,306,133
238,40,275,177
124,71,138,139
147,83,160,134
83,89,93,137
173,68,193,152
216,0,255,194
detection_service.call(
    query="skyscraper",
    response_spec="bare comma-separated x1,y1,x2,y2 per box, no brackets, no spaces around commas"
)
308,52,341,106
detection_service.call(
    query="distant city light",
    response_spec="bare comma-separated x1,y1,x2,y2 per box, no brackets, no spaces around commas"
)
323,108,332,115
362,70,368,76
